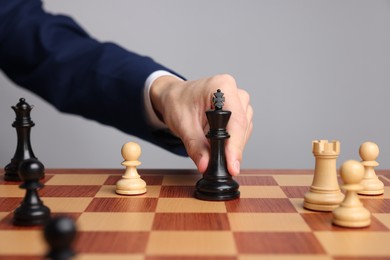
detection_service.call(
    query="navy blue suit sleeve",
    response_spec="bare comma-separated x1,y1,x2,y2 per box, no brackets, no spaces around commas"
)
0,0,186,156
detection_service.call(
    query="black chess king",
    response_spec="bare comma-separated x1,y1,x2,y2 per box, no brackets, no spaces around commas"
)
195,89,240,201
4,98,43,181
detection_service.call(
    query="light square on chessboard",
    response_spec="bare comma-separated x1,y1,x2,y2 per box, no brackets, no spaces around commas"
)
0,230,45,255
77,212,154,231
0,212,7,221
238,255,333,260
75,231,148,253
77,254,144,260
95,185,161,197
314,231,390,256
43,198,93,212
76,254,145,260
0,185,24,197
234,232,325,254
45,174,109,185
272,174,314,186
156,198,226,213
146,231,236,255
0,213,37,230
145,257,237,260
152,213,230,230
239,186,287,198
228,213,311,232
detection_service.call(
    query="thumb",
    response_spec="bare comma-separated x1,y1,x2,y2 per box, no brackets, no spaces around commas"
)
178,120,210,174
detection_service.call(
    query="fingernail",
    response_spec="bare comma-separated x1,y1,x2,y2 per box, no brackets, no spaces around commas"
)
234,160,240,175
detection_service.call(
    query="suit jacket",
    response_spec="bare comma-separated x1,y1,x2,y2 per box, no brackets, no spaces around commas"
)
0,0,186,156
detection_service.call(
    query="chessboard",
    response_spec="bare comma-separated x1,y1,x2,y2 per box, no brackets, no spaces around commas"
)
1,169,390,259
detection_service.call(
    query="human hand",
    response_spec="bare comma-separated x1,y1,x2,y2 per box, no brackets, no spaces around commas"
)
150,74,253,176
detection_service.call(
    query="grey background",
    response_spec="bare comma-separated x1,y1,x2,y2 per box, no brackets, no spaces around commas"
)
1,0,389,170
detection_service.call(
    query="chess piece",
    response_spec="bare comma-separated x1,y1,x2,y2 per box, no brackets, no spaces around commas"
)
358,142,384,195
304,140,344,211
332,160,371,228
44,216,77,260
116,142,147,195
195,89,240,201
13,158,51,226
4,98,44,181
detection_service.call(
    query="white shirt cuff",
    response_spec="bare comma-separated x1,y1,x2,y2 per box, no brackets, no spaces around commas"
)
143,70,183,129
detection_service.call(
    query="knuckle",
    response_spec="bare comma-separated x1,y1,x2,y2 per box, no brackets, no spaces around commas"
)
234,113,249,129
238,89,250,105
208,74,237,91
183,138,200,157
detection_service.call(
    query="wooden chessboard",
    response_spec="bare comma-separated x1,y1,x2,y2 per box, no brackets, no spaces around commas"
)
1,169,390,259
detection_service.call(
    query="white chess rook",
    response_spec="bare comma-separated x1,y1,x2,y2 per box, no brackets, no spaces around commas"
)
333,160,371,228
358,142,384,195
304,140,344,211
116,142,147,195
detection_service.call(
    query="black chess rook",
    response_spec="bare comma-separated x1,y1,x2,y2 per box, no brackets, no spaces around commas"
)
195,89,240,201
4,98,43,181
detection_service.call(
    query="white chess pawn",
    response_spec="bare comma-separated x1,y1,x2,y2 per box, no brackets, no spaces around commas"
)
358,142,384,195
116,142,147,195
332,160,371,228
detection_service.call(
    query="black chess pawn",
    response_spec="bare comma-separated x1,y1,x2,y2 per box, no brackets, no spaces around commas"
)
44,216,77,260
195,89,240,201
13,158,51,226
4,98,44,181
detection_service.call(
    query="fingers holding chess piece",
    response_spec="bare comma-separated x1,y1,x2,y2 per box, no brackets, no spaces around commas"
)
115,142,147,195
358,142,384,195
332,160,371,228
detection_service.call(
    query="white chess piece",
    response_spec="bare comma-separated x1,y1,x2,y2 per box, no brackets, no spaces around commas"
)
332,160,371,228
116,142,147,195
358,142,384,195
304,140,344,211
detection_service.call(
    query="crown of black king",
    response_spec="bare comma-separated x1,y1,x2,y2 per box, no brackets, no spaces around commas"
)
212,89,225,110
207,89,231,138
12,98,35,128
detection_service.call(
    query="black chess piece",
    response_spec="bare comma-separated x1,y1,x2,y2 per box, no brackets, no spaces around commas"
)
195,89,240,201
13,158,51,226
44,216,77,260
4,98,43,181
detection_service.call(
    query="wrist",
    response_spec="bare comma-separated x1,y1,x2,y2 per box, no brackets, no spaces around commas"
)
150,75,183,122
